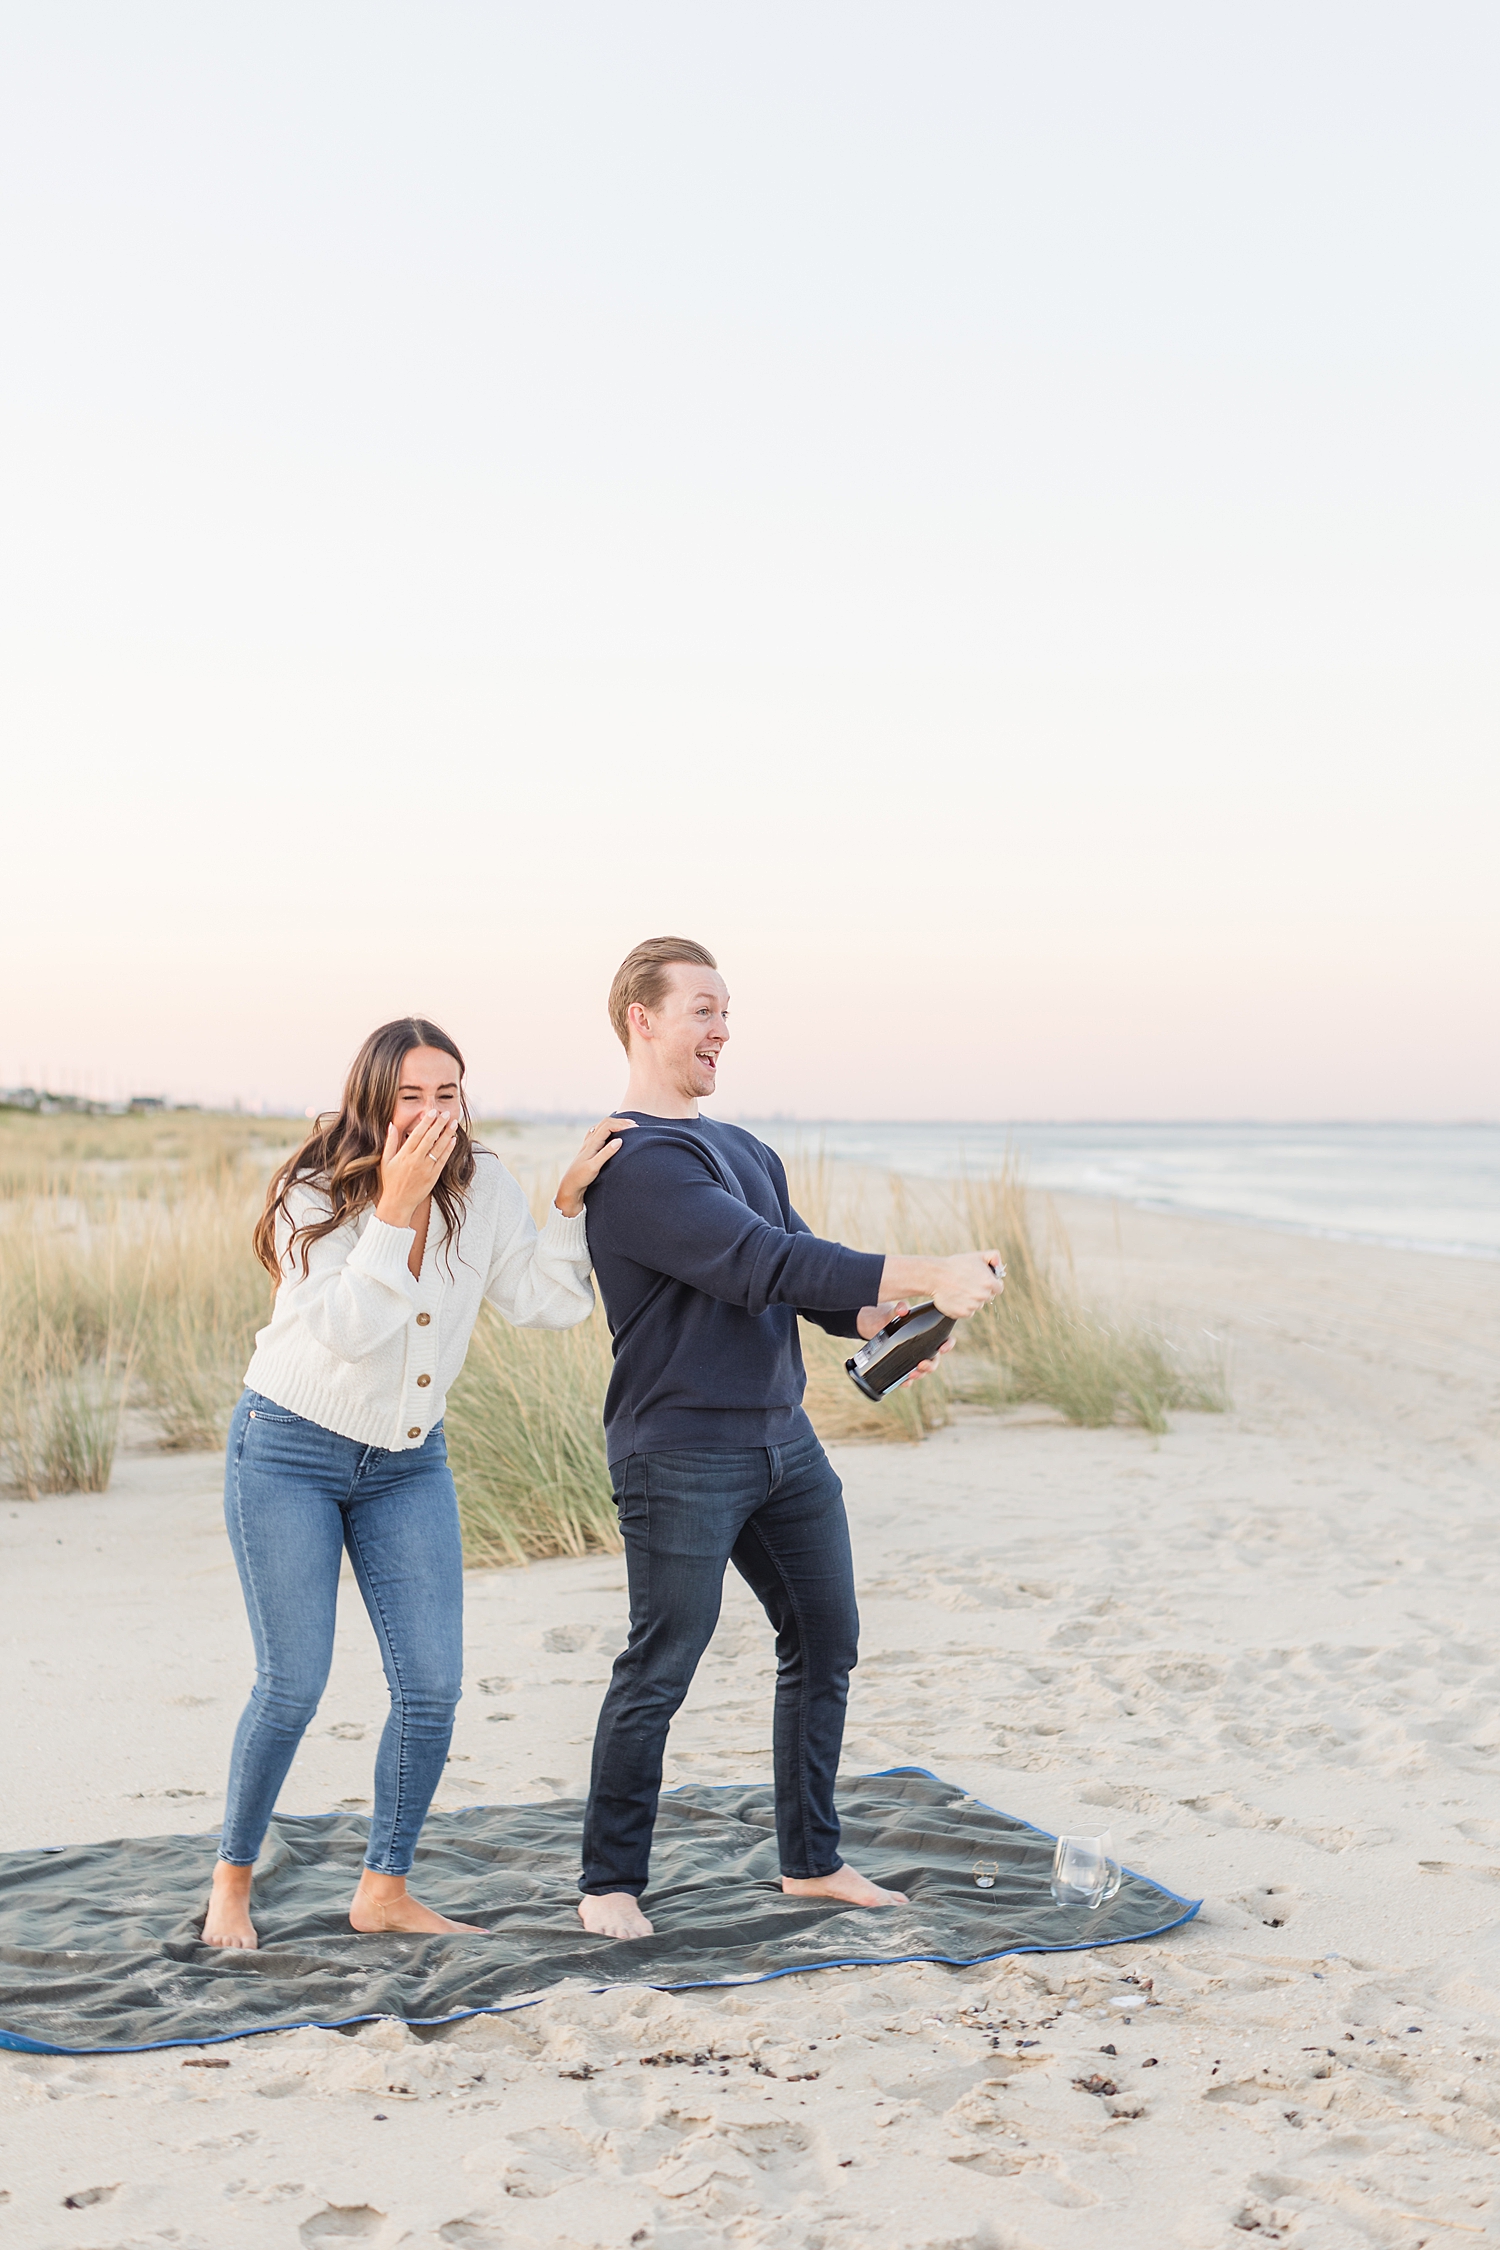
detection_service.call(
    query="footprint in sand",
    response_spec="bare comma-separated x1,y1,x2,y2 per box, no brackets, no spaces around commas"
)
1179,1790,1279,1829
464,2123,596,2199
948,2150,1098,2205
1079,1780,1172,1818
1227,1882,1304,1928
299,2208,385,2244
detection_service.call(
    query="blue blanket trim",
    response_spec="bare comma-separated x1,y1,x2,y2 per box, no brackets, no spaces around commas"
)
0,1766,1201,2056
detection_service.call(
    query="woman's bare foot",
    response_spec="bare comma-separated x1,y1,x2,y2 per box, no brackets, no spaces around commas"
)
577,1891,654,1939
202,1862,258,1950
781,1863,909,1907
349,1870,487,1935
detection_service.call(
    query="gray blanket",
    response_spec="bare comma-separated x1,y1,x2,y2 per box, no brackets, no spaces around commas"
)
0,1769,1199,2054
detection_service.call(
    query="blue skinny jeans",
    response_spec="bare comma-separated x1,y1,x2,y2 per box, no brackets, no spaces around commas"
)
581,1430,859,1896
219,1390,463,1875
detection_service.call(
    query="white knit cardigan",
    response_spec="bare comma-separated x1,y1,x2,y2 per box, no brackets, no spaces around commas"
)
243,1149,594,1451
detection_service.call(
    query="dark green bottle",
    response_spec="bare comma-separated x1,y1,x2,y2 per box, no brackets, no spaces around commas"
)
844,1303,955,1401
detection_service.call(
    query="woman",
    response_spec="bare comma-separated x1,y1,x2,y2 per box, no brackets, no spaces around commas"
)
203,1017,629,1950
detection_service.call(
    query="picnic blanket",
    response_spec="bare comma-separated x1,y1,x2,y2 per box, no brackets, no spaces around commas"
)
0,1767,1199,2054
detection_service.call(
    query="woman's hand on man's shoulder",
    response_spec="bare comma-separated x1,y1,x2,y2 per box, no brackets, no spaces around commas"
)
554,1118,637,1218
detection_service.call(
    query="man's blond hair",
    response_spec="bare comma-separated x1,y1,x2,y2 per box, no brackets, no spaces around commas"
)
608,936,719,1052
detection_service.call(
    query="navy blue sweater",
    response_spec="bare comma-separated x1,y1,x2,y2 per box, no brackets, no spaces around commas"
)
583,1114,887,1460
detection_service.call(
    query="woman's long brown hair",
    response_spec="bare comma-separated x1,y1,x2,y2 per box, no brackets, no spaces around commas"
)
254,1018,478,1279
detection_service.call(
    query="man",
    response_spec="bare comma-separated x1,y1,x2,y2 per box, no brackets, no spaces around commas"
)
577,936,1003,1940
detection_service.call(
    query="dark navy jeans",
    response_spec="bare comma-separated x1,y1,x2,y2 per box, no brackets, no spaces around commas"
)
581,1430,859,1897
219,1390,463,1875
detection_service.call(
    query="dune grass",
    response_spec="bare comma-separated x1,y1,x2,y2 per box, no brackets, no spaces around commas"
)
0,1103,296,1200
0,1111,1226,1553
948,1169,1230,1434
786,1156,952,1446
443,1309,620,1566
0,1206,144,1494
0,1111,296,1495
782,1152,1227,1438
132,1197,277,1450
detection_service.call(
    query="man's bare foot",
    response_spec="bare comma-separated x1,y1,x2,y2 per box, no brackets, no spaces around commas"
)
781,1864,909,1907
202,1861,258,1950
349,1871,487,1935
577,1891,654,1939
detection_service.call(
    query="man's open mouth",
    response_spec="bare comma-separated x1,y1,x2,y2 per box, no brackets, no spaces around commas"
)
697,1050,718,1070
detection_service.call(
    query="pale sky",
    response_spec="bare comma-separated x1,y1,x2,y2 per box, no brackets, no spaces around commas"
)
2,4,1495,1120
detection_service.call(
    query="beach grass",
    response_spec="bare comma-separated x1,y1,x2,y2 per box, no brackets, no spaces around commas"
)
0,1109,297,1496
0,1103,299,1200
444,1307,620,1565
0,1111,1226,1551
0,1205,143,1495
783,1152,1228,1438
949,1168,1230,1434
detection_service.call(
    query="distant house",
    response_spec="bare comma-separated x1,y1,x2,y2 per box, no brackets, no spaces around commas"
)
0,1087,167,1116
0,1089,97,1113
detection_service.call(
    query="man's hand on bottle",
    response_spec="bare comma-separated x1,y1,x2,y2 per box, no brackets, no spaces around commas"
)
931,1253,1005,1319
872,1251,1005,1325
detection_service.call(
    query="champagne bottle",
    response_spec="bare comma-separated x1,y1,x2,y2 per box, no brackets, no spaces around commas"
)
845,1303,956,1401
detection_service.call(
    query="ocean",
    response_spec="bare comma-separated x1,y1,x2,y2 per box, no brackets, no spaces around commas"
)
743,1121,1500,1261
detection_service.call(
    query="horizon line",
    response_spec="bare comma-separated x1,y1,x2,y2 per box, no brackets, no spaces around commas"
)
4,1092,1494,1131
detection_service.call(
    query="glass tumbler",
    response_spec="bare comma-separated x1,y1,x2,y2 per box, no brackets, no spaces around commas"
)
973,1860,999,1889
1049,1830,1123,1910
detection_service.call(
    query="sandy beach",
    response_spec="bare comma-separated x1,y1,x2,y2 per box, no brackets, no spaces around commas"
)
3,1196,1498,2248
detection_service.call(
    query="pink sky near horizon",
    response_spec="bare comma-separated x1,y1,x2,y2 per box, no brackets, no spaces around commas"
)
2,6,1496,1122
6,658,1491,1121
